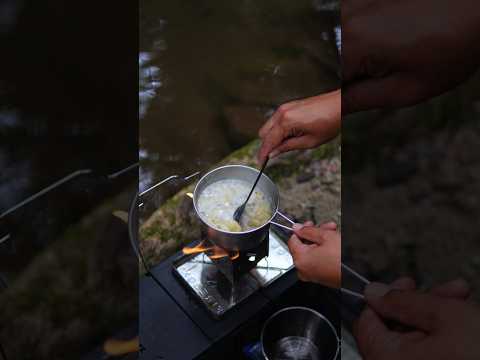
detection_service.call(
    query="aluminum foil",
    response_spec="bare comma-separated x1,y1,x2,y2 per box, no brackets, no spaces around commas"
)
175,231,294,318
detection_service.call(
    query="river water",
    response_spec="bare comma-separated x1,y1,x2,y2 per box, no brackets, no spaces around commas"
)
139,0,340,192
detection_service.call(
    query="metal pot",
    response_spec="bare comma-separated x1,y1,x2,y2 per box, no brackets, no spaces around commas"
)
193,164,291,251
261,307,340,360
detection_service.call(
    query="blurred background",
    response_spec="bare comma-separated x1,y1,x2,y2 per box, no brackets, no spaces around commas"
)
0,1,138,359
343,72,480,301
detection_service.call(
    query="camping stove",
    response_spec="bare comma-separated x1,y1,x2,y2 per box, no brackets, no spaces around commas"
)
173,230,294,318
195,230,270,284
134,173,295,321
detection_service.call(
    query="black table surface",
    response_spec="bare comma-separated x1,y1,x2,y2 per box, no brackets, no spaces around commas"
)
139,247,340,360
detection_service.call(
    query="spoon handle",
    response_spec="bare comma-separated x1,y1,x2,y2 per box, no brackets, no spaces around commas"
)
243,156,269,206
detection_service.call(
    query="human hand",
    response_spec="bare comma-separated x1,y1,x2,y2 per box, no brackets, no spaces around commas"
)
257,90,341,164
343,0,480,113
287,221,341,288
354,279,480,360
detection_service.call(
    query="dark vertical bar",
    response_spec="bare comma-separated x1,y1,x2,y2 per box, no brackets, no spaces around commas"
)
0,0,138,358
342,0,480,358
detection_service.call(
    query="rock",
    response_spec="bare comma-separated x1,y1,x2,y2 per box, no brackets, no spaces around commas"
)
430,175,463,192
296,171,315,183
451,191,479,212
313,0,340,12
376,151,418,187
407,178,431,202
471,256,480,268
0,188,139,359
328,184,341,195
176,195,196,224
473,101,480,113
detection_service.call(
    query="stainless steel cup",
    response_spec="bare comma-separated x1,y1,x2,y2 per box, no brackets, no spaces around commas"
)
261,307,340,360
193,164,280,251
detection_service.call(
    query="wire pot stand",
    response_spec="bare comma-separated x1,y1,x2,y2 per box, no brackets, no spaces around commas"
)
0,163,139,245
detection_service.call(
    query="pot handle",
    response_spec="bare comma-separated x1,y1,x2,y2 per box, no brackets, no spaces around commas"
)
269,210,296,231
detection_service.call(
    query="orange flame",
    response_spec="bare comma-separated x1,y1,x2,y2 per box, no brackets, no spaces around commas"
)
209,246,229,259
182,241,212,255
183,241,240,260
103,337,139,356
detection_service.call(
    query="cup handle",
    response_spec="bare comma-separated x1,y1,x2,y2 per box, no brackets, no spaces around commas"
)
269,210,296,231
270,211,318,246
270,221,293,231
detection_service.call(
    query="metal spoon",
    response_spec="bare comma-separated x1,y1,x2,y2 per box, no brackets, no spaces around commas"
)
233,156,270,224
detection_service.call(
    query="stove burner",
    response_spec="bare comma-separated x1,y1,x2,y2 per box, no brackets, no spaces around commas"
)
173,231,294,318
208,231,270,284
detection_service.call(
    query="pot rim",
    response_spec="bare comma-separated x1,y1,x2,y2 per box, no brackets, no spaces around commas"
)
260,306,340,360
193,164,280,235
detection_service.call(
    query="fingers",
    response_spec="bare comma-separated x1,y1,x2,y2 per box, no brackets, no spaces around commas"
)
355,279,427,359
287,234,310,257
258,102,301,163
364,283,442,332
292,226,329,245
318,221,337,231
258,111,281,139
288,234,316,282
390,277,416,291
269,136,315,158
354,307,396,360
430,278,471,300
377,277,470,300
288,235,314,282
258,101,299,138
257,122,286,164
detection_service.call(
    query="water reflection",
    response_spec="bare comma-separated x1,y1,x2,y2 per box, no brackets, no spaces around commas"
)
0,109,18,127
139,52,162,120
139,0,341,194
0,0,22,33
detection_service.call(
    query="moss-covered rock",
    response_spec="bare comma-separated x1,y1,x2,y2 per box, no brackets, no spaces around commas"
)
0,187,138,360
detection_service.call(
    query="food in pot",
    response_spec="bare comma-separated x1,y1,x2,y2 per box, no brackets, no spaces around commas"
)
197,179,273,232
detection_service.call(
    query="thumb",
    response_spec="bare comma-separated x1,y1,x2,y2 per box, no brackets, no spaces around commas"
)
365,283,442,332
287,234,309,258
293,226,328,245
430,278,471,300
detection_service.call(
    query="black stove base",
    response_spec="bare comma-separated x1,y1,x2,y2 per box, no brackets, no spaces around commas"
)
139,231,341,360
172,231,294,318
